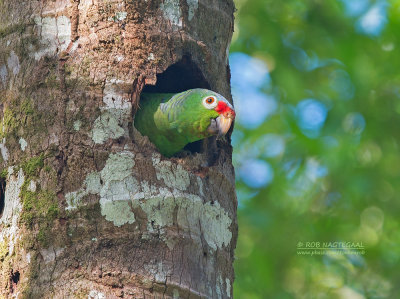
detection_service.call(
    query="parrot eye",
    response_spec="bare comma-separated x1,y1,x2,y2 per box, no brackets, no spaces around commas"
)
202,96,218,109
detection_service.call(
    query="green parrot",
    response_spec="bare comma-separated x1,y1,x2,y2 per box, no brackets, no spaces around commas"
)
134,88,236,157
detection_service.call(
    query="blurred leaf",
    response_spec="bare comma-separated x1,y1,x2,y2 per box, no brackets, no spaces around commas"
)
232,0,400,297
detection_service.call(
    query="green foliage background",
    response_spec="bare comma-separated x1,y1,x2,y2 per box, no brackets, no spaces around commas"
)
231,0,400,298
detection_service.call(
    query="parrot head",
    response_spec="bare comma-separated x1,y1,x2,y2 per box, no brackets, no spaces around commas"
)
159,88,236,150
196,90,236,138
167,88,236,142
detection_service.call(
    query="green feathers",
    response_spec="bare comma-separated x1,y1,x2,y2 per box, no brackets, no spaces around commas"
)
134,88,235,157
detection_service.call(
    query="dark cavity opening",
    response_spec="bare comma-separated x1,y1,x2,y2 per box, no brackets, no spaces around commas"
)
183,139,203,154
0,177,6,218
142,55,211,155
143,55,210,93
10,269,20,293
11,270,20,284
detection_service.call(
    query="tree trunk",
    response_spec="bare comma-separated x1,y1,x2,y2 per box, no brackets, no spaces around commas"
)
0,0,236,298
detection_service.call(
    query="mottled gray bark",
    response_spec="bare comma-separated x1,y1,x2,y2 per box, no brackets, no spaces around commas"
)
0,0,236,298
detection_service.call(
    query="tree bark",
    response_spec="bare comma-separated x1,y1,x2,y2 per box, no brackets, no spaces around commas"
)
0,0,236,298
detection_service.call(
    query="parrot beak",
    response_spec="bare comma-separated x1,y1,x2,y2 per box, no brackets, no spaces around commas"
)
208,110,235,138
215,114,233,138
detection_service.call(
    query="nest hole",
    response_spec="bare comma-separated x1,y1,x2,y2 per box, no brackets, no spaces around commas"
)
143,55,210,93
142,55,211,155
0,177,6,218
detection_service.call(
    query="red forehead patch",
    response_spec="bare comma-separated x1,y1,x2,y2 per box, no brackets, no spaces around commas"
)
215,101,234,115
